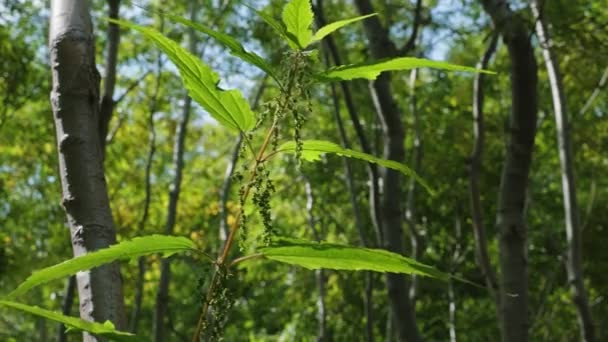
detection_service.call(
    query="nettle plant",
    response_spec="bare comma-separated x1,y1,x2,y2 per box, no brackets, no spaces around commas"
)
1,0,492,340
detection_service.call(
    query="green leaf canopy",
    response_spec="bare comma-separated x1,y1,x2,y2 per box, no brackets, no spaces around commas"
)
316,56,496,81
0,300,139,341
108,19,256,132
260,238,448,280
277,140,434,195
8,235,195,299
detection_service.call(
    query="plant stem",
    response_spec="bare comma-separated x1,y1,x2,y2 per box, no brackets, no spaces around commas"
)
191,70,298,340
219,117,278,263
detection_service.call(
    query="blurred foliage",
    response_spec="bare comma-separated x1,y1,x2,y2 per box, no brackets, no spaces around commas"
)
1,0,606,341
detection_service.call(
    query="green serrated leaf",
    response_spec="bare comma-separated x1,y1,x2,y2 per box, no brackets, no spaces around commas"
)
108,19,256,132
165,14,280,85
0,300,139,341
8,235,195,299
282,0,314,49
316,57,496,81
247,5,300,50
311,13,377,44
277,140,434,195
259,237,448,280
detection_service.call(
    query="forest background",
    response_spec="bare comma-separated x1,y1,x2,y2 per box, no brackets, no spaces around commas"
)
0,0,607,341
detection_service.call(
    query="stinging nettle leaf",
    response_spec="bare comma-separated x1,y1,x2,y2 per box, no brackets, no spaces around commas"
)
8,235,195,299
259,237,448,280
108,19,256,132
277,140,434,195
282,0,314,49
316,57,496,81
0,300,139,341
166,14,281,85
311,13,378,44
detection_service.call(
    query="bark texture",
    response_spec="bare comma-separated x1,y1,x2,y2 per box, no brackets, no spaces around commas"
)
478,1,538,341
49,1,126,340
532,2,596,340
354,1,422,340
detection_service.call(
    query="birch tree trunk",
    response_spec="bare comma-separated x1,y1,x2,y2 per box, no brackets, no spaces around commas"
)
532,2,596,340
478,1,538,341
49,1,126,340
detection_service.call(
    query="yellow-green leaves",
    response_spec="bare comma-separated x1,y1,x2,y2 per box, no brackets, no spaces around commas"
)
311,13,377,43
259,238,448,280
282,0,314,48
0,301,138,341
8,235,196,299
278,140,434,195
255,0,375,50
317,57,497,81
108,19,256,132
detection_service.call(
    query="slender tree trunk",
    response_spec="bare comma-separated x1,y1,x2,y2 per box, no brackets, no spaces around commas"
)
49,1,126,340
323,46,374,341
478,1,539,341
152,86,191,342
448,216,464,342
447,278,456,342
579,66,608,116
315,5,381,338
153,4,198,341
354,1,424,340
314,0,382,244
405,68,423,303
130,38,164,334
469,32,500,306
304,180,327,342
57,275,76,342
532,2,596,340
98,0,121,157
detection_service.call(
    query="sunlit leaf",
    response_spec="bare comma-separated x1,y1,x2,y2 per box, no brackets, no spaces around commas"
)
316,57,496,81
282,0,314,49
277,140,434,195
311,13,377,44
108,19,256,132
165,14,280,85
0,300,139,341
8,235,196,298
260,237,448,280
